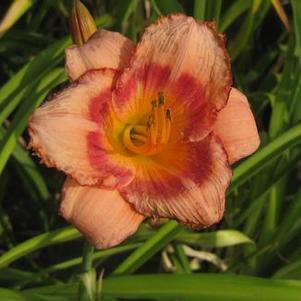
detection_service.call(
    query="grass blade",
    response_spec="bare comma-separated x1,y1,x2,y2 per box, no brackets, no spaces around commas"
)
0,227,80,268
152,0,184,15
193,0,207,20
229,122,301,191
112,220,182,275
219,0,252,32
103,274,301,301
0,0,35,37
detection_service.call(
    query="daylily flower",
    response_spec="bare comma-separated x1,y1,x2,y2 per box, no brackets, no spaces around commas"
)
28,15,260,249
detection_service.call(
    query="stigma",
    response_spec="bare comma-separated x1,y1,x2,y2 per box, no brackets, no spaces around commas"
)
123,92,172,155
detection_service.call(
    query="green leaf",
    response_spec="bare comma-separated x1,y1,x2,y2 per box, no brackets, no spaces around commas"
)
292,0,301,58
24,283,77,301
229,122,301,192
0,227,80,268
103,274,301,301
273,258,301,279
177,230,254,248
193,0,207,20
17,274,301,301
219,0,252,32
228,0,263,60
152,0,184,15
44,243,142,273
0,288,28,301
0,126,50,201
21,275,301,301
0,37,69,110
234,150,301,227
0,268,37,285
0,0,35,37
112,220,182,275
276,186,301,245
114,0,140,34
205,0,222,24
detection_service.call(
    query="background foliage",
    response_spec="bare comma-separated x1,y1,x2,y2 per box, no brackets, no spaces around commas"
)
0,0,301,300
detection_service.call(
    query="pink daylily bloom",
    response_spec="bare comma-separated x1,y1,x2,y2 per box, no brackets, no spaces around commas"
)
28,15,260,249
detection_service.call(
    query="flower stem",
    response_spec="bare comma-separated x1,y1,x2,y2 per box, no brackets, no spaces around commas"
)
79,240,95,301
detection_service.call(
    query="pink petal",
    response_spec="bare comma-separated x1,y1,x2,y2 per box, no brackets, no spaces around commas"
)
60,177,144,249
112,14,231,142
28,69,134,187
120,135,232,229
66,29,135,81
214,88,260,164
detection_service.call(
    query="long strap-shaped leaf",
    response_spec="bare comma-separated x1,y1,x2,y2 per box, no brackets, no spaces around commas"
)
21,274,301,301
103,274,301,301
229,122,301,192
0,227,80,268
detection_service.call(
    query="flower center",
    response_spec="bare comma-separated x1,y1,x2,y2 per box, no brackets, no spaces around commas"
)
122,92,172,156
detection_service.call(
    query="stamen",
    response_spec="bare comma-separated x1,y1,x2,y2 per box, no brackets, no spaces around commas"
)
166,108,172,121
158,92,165,105
122,92,173,155
164,109,172,143
158,99,166,143
150,101,158,145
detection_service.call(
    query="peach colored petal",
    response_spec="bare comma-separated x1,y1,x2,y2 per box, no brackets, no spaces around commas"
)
60,177,144,249
65,29,135,81
214,88,260,164
28,69,134,188
120,135,232,229
112,14,231,142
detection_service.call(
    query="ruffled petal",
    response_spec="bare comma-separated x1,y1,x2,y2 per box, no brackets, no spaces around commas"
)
66,29,135,81
60,177,144,249
120,135,232,229
214,88,260,164
112,14,231,142
28,69,134,188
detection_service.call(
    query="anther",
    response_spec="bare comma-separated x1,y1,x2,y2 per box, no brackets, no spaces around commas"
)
166,108,172,120
152,100,158,108
158,92,165,105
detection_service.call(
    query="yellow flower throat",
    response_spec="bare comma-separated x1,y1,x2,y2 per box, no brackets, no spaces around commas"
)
123,92,172,156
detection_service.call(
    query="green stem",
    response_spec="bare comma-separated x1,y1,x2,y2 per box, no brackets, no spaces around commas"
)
79,240,95,301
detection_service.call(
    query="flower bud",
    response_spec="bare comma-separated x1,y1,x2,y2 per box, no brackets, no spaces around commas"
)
70,0,97,45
